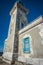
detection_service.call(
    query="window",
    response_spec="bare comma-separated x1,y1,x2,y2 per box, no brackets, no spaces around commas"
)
23,37,30,53
21,22,24,29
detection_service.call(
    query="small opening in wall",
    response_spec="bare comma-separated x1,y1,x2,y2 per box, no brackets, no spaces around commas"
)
21,22,24,29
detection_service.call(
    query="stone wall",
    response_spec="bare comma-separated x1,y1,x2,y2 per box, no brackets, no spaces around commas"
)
18,21,43,58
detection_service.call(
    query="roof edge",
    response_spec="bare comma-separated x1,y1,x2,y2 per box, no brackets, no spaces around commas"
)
19,15,43,34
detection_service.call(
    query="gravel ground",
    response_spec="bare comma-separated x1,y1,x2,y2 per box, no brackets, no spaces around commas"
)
0,58,24,65
0,57,11,65
0,57,31,65
0,57,21,65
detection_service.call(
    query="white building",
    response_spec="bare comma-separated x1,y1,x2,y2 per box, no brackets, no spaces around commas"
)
2,1,43,65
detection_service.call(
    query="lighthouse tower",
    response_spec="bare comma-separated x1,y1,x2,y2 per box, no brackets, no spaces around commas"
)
3,1,28,64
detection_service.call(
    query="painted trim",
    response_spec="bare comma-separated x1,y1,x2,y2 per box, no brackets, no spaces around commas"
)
22,34,33,55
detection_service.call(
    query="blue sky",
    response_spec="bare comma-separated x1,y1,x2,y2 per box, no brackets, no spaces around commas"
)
0,0,43,52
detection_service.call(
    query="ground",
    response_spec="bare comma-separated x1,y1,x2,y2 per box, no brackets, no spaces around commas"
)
0,56,24,65
0,56,12,65
0,56,32,65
